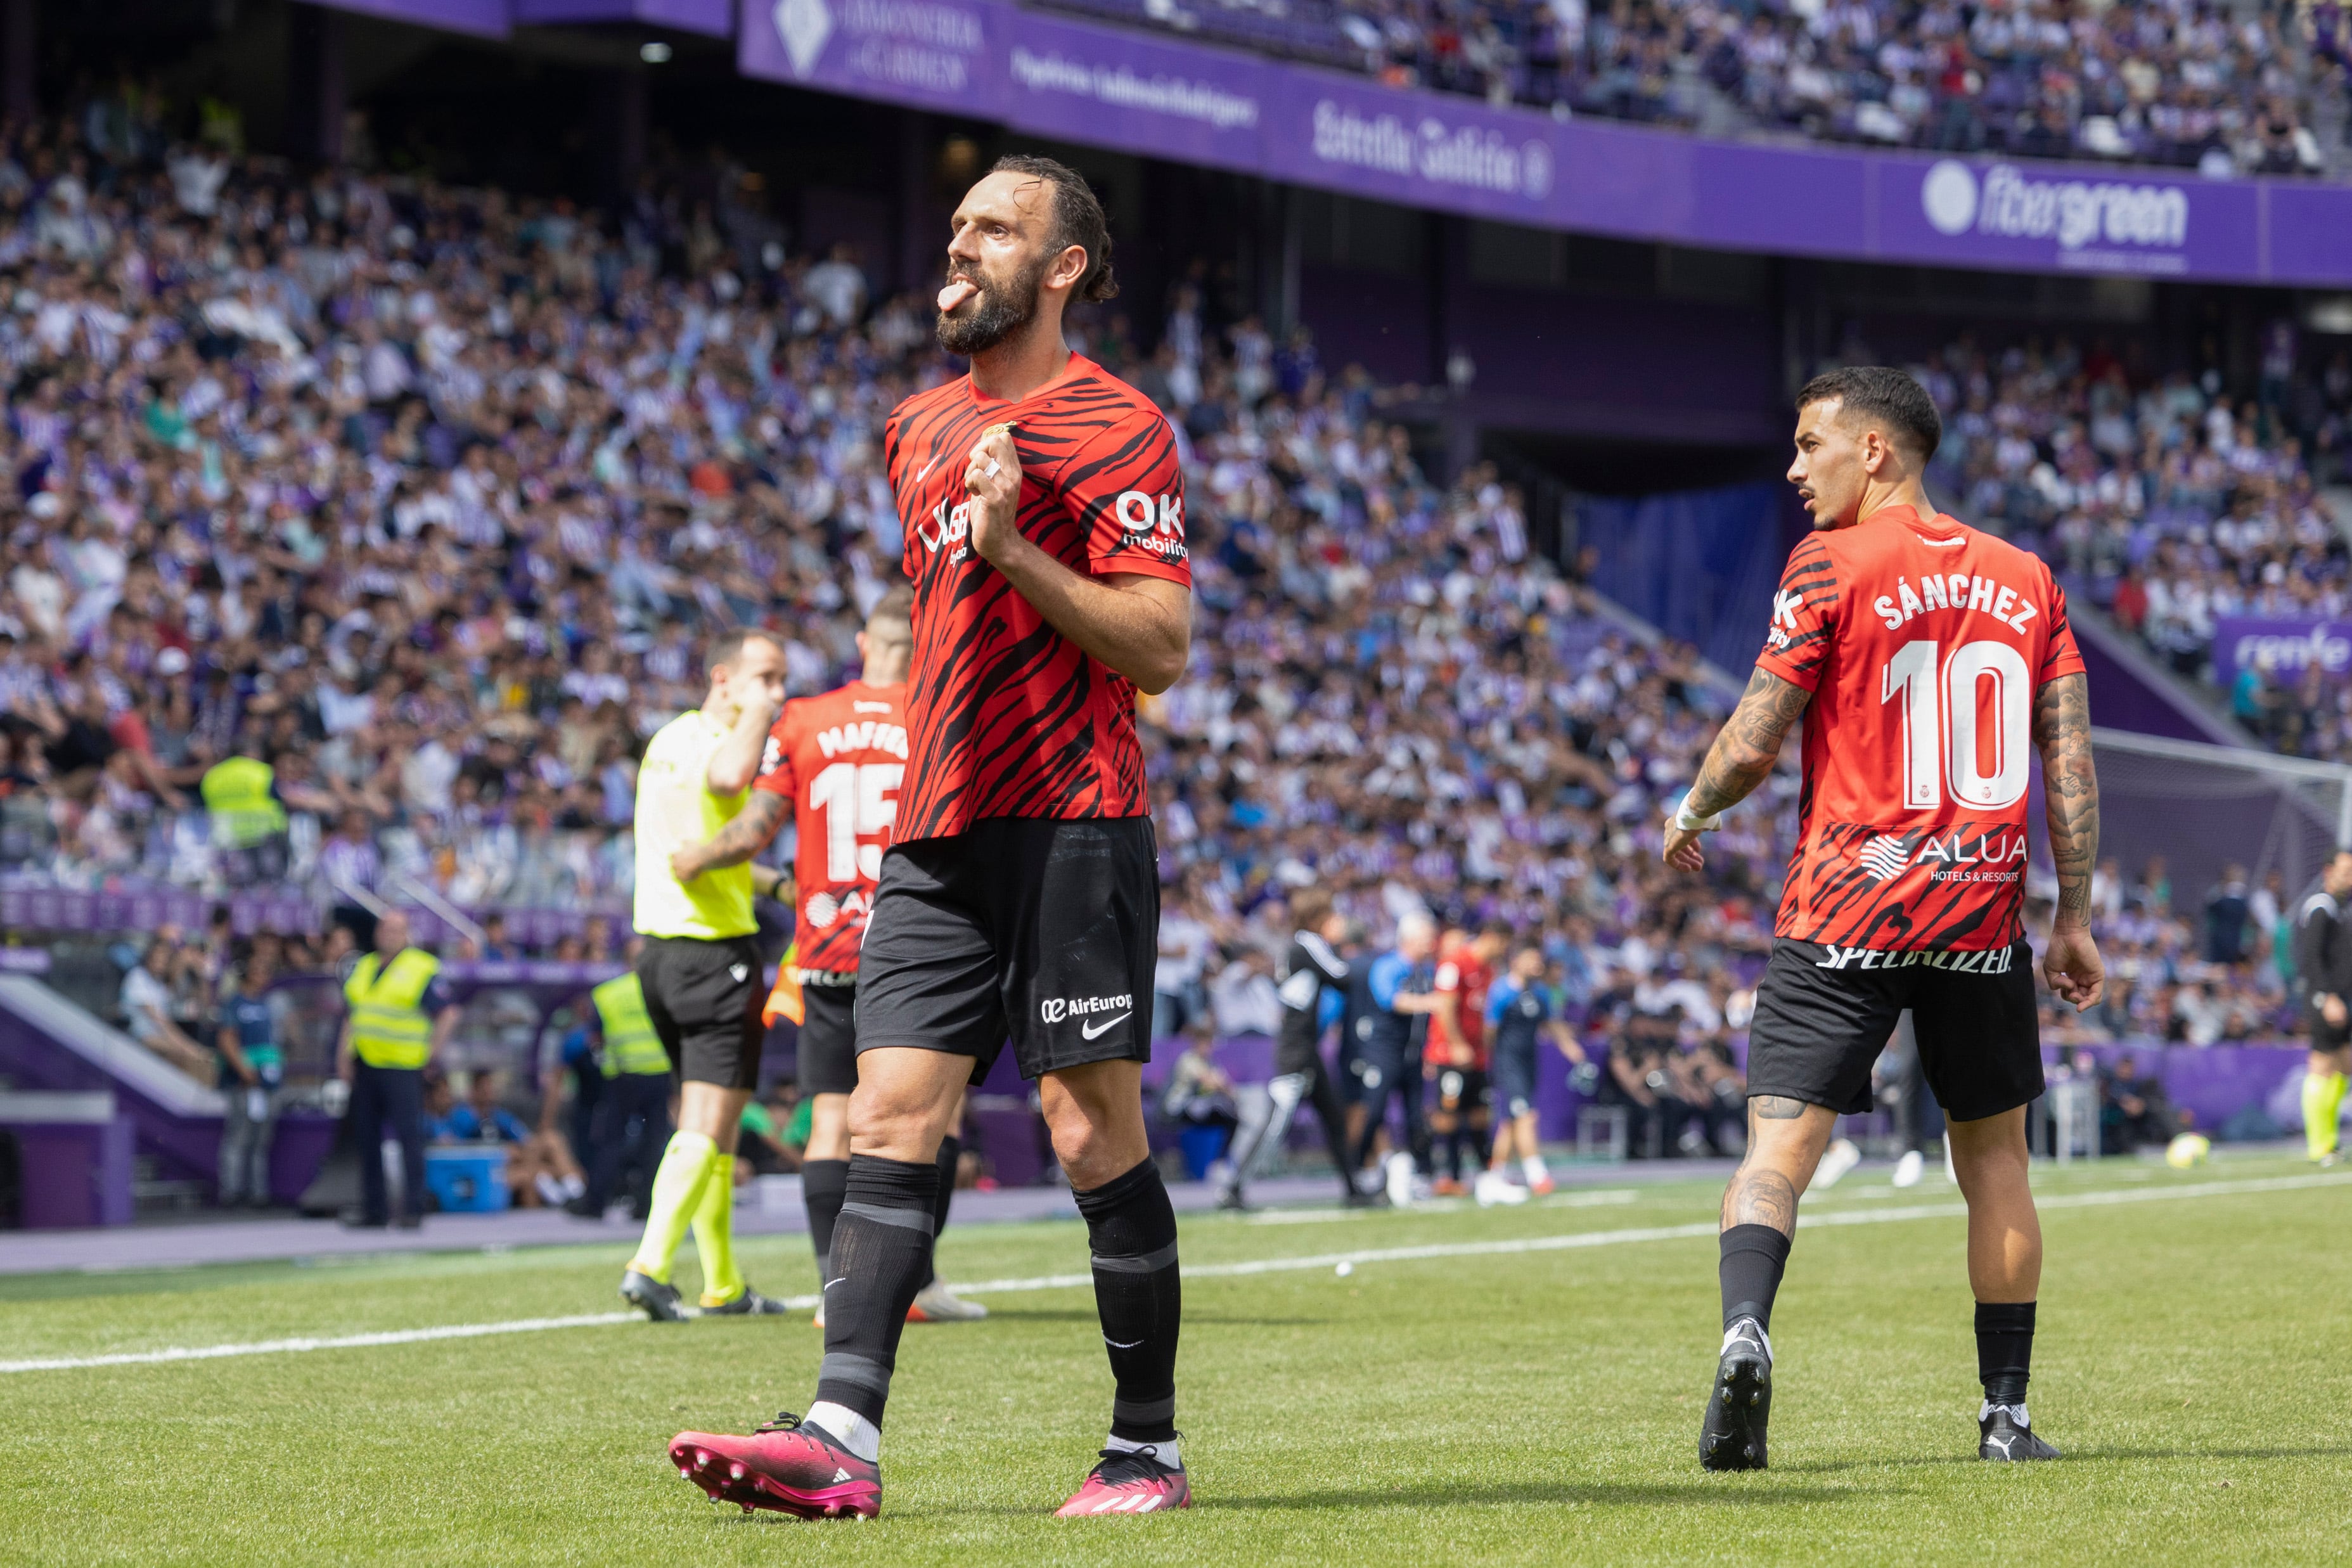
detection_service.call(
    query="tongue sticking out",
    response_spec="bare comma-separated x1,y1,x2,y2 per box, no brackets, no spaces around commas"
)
937,280,978,313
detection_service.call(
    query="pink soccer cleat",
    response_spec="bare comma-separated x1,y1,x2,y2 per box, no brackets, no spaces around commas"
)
669,1411,880,1520
1054,1444,1192,1517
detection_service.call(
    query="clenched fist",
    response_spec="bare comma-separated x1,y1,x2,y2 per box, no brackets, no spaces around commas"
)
965,421,1022,566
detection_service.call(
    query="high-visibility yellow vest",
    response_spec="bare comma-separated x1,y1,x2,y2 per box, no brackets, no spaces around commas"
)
201,756,287,849
632,709,755,941
344,948,441,1070
593,972,670,1078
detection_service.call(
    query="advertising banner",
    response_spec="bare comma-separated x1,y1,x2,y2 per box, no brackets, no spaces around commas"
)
2211,617,2352,685
735,0,2352,288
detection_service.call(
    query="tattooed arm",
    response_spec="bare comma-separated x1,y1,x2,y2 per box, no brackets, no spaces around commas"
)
1662,667,1811,872
669,792,786,885
2033,671,2105,1009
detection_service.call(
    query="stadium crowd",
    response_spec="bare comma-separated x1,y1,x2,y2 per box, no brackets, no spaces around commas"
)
1048,0,2349,176
1880,331,2352,761
0,107,2318,1164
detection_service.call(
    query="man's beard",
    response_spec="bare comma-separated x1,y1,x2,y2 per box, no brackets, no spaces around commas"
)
936,255,1046,356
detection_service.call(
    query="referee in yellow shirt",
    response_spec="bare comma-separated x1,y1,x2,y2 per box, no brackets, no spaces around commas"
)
620,627,793,1320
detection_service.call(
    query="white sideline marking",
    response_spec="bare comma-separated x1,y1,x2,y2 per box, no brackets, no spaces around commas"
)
7,1170,2345,1376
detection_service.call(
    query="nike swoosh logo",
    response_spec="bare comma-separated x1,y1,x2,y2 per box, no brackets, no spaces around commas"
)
852,701,892,713
823,1278,846,1291
915,455,940,484
1080,1012,1130,1041
1104,1337,1144,1349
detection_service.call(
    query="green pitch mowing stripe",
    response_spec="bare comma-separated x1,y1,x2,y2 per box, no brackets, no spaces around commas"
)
6,1167,2342,1377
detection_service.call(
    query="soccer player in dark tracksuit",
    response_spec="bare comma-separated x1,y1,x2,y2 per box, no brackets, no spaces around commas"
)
2294,850,2352,1164
1218,887,1368,1210
1347,911,1447,1207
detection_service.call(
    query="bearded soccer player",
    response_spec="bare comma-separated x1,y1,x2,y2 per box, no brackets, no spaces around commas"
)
1663,367,2103,1470
669,155,1194,1520
667,586,985,1324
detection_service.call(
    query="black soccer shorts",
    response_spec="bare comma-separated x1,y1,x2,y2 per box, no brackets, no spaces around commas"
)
1745,937,2043,1122
854,816,1159,1082
637,934,764,1090
795,975,859,1096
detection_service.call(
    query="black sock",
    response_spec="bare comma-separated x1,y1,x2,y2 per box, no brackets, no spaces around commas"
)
1438,1128,1462,1183
1719,1224,1793,1331
1073,1158,1181,1446
811,1154,937,1429
1976,1301,2036,1406
802,1158,849,1278
925,1136,960,1285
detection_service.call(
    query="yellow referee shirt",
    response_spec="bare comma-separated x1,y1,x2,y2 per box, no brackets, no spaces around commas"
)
633,709,755,941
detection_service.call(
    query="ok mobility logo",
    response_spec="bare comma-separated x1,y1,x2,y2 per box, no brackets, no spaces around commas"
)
1918,160,2189,267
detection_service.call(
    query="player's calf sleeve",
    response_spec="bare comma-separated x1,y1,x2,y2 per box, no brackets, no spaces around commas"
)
802,1157,849,1276
1719,1223,1793,1332
812,1154,938,1429
2307,1072,2346,1157
1074,1157,1181,1445
926,1136,960,1283
690,1151,743,1304
630,1130,716,1281
1975,1301,2035,1405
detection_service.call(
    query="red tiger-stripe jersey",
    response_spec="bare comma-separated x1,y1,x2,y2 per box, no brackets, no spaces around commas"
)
1755,504,2086,953
751,681,906,975
885,354,1191,843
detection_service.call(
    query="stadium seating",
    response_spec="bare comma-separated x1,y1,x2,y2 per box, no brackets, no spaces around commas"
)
1034,0,2351,177
0,110,2315,1084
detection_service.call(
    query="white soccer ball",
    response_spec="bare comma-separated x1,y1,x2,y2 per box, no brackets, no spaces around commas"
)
2165,1133,2211,1169
1335,1261,1354,1278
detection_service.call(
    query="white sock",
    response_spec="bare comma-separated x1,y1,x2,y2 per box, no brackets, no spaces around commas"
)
1105,1432,1181,1470
1522,1155,1547,1185
805,1401,881,1463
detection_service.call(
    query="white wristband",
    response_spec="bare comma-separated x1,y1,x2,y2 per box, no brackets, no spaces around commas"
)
1672,792,1722,833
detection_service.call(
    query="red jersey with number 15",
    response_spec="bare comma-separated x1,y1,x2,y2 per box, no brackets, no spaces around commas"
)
752,681,906,975
884,355,1190,844
1754,504,2085,954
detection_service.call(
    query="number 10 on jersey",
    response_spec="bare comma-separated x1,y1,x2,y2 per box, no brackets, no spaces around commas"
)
1880,639,2031,812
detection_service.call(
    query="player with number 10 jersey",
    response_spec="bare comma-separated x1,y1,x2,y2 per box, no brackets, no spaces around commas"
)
1758,506,2083,955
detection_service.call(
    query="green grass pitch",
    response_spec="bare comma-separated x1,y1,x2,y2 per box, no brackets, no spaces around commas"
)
6,1152,2349,1565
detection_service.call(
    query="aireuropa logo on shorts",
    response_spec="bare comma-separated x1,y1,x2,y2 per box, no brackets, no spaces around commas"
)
1919,160,2188,262
1040,993,1133,1025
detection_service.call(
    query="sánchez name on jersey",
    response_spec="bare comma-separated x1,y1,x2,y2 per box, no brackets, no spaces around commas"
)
1754,504,2085,954
752,681,906,975
884,354,1192,843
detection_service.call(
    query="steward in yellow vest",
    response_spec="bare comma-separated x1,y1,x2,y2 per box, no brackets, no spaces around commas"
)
335,910,461,1228
593,972,672,1079
200,754,288,850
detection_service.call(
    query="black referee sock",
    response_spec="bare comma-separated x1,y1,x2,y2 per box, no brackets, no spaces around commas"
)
1976,1301,2036,1406
1074,1158,1182,1446
802,1158,849,1277
811,1155,938,1429
924,1136,960,1285
1719,1224,1793,1332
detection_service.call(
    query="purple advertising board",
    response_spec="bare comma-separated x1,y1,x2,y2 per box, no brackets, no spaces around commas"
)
511,0,733,35
2211,617,2352,685
316,0,510,37
738,0,2352,288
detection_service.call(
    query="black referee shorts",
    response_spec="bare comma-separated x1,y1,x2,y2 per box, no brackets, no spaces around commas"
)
636,934,764,1091
797,976,859,1096
856,816,1158,1082
1746,937,2043,1123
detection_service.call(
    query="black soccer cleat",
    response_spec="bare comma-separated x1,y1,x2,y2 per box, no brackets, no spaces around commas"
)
621,1268,688,1322
1978,1402,2062,1461
698,1284,792,1316
1700,1317,1773,1471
